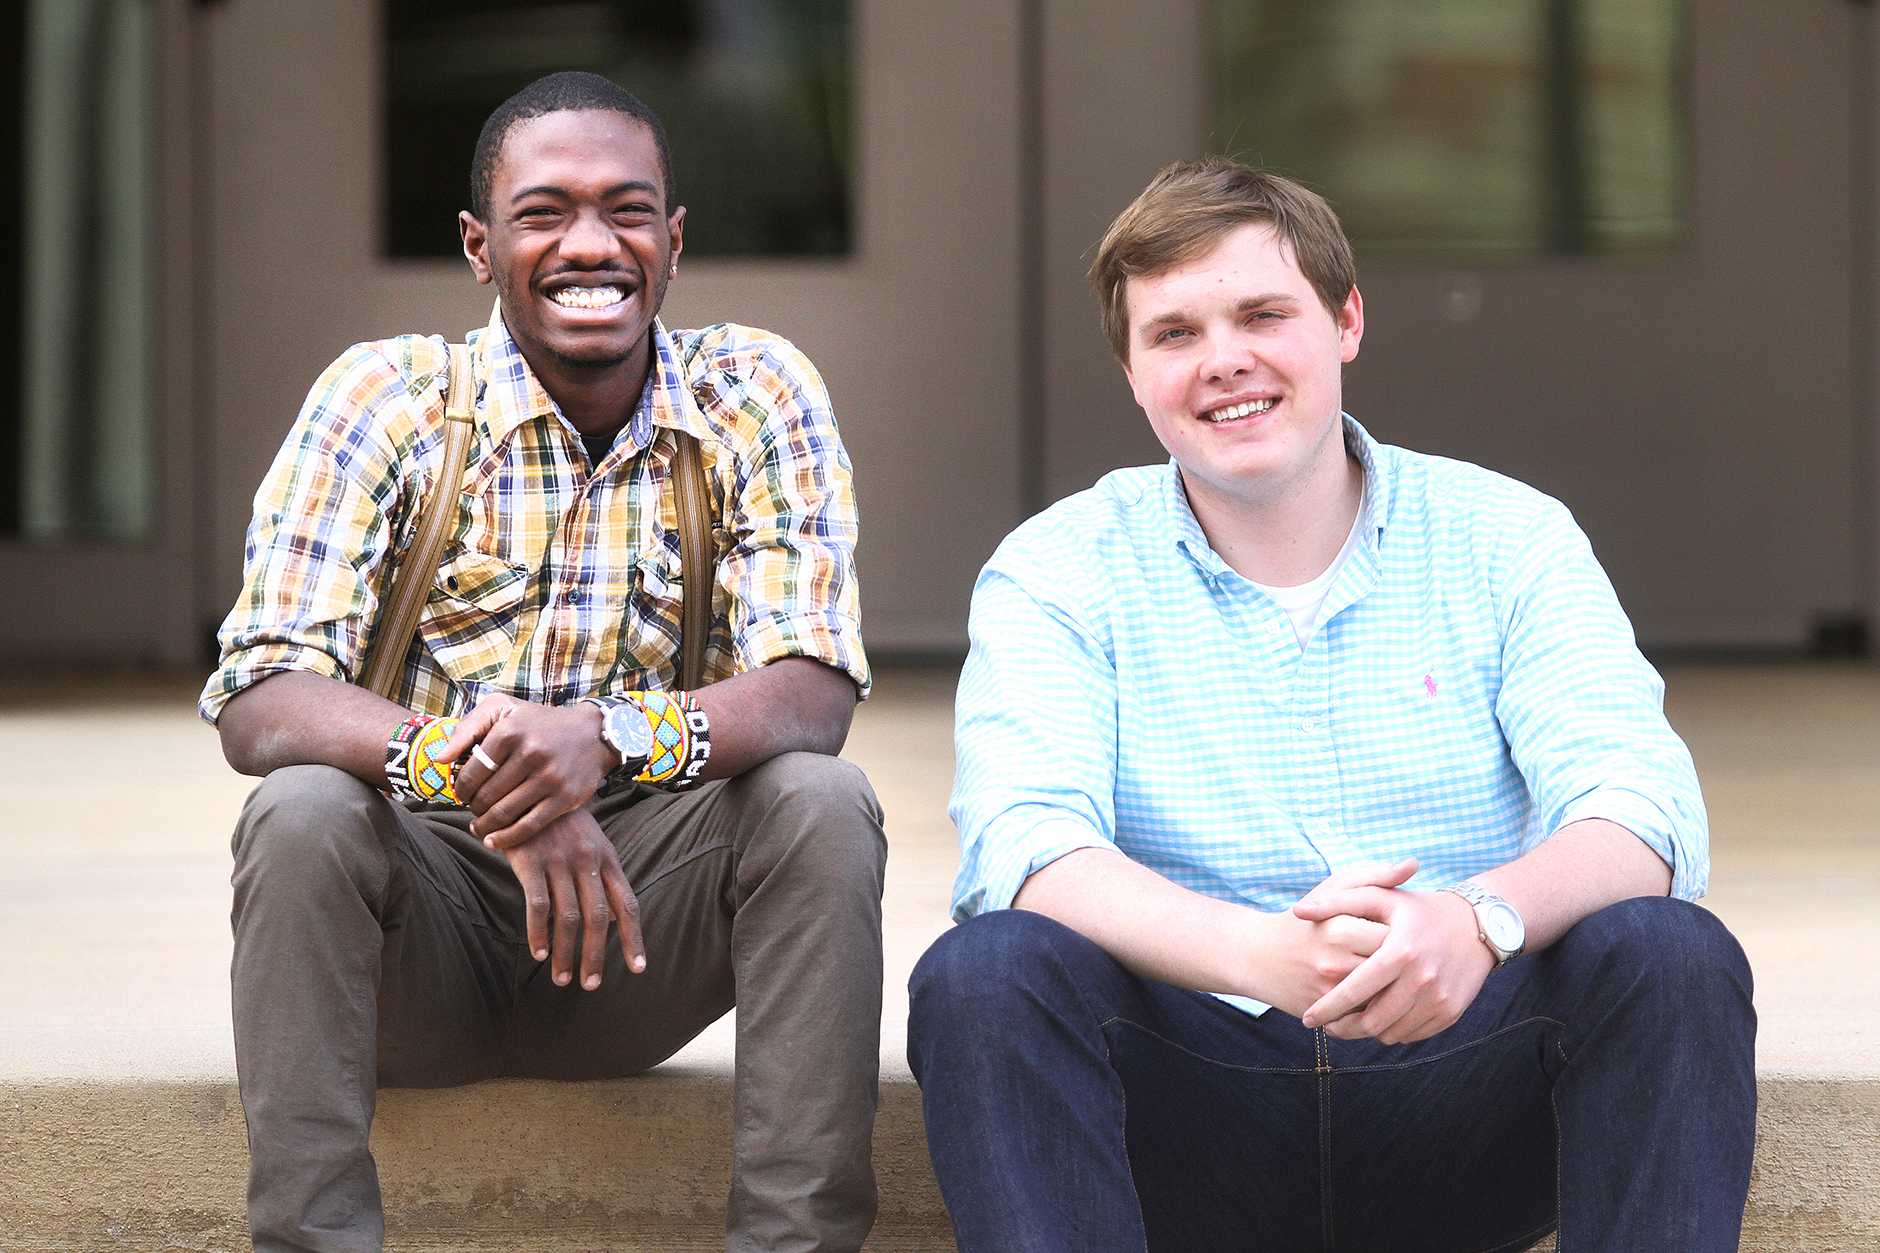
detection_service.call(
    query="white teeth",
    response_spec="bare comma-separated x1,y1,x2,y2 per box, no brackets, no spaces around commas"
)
1202,398,1276,422
550,285,626,309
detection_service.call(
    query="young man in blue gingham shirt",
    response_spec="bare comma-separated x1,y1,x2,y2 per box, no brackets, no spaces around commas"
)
909,159,1757,1252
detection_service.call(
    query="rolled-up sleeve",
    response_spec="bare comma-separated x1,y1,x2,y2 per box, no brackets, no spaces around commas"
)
198,348,411,724
722,344,869,697
1493,503,1710,899
949,563,1122,920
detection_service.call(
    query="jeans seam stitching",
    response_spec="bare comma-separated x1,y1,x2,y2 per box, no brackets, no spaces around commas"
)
1099,1017,1322,1075
1318,1026,1333,1251
1321,1015,1565,1074
1552,1036,1570,1251
1097,1021,1151,1251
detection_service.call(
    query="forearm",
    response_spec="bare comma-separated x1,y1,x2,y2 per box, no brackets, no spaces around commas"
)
217,670,409,785
1473,817,1672,952
690,655,856,779
1013,847,1273,997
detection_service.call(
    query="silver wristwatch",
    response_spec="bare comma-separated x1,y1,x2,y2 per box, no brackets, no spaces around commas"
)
581,694,654,785
1439,880,1526,967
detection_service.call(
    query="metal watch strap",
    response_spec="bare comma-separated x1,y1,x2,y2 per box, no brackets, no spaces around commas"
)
1439,881,1520,966
1442,880,1491,909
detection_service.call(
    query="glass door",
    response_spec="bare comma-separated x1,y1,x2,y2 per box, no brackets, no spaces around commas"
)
0,0,202,669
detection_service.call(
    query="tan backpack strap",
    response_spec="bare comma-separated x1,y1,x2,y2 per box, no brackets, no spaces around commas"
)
671,428,715,691
360,343,476,699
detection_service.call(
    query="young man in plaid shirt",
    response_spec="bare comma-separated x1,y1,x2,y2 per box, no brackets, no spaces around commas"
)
204,72,882,1252
912,159,1757,1251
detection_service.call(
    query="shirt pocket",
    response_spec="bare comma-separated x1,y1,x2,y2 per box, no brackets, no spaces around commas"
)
626,539,685,656
633,526,733,666
419,549,530,684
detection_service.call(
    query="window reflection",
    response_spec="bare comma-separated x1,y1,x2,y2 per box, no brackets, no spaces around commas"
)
383,0,853,259
1214,0,1684,256
3,0,155,542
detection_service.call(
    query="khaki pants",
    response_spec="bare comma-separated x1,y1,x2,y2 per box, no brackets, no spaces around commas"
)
229,752,886,1252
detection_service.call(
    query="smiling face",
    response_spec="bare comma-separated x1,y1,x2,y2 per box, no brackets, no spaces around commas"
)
1122,220,1363,519
459,108,684,398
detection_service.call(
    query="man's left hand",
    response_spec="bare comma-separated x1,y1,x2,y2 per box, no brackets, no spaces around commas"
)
437,695,615,848
1291,885,1494,1045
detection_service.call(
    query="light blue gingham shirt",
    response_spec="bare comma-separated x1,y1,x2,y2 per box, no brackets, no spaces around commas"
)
950,417,1707,1010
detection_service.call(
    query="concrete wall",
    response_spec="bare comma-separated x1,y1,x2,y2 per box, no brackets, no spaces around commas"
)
0,0,1873,665
1868,1,1880,646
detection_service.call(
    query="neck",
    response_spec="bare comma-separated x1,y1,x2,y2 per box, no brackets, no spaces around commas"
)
530,336,653,438
1186,442,1363,587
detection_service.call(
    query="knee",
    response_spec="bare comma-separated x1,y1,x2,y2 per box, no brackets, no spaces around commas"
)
1565,896,1754,1021
232,764,393,885
732,751,886,890
908,910,1096,1036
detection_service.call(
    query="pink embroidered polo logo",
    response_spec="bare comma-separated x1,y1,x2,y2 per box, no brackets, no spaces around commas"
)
1423,674,1438,698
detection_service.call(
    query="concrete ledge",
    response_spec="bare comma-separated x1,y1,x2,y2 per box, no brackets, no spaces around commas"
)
3,1072,949,1252
7,666,1880,1249
5,1071,1877,1251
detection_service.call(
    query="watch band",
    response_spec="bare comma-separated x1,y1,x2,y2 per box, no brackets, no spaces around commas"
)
1440,880,1492,909
1439,881,1523,967
580,694,650,791
581,690,712,792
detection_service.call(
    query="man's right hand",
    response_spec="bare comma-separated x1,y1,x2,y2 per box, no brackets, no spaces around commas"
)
502,808,647,990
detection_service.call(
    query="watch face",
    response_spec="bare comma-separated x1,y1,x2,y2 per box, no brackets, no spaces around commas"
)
605,704,655,761
1483,902,1525,953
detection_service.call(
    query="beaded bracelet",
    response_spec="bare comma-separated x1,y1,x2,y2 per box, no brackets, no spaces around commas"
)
385,714,462,805
630,690,712,791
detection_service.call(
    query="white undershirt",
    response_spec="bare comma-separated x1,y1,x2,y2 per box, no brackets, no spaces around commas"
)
1248,477,1368,649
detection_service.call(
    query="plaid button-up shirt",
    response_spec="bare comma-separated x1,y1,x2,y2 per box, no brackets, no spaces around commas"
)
201,302,868,723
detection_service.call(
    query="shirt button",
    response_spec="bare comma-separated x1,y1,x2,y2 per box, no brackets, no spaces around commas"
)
566,588,585,606
1299,717,1319,733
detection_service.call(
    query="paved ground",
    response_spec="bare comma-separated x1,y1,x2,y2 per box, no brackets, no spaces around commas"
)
3,661,1876,1084
0,665,961,1085
3,661,1878,1249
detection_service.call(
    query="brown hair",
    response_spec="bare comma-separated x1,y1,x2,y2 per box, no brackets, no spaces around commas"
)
1089,158,1356,361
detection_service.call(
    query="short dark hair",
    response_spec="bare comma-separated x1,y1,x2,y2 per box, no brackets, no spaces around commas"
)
1089,158,1356,361
469,71,674,220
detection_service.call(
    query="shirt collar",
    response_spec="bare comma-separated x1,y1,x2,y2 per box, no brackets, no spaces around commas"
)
1164,465,1228,578
1344,414,1391,545
467,300,714,451
634,318,718,447
1168,413,1393,576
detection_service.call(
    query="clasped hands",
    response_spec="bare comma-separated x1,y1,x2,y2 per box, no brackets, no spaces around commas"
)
1277,856,1495,1046
431,695,645,991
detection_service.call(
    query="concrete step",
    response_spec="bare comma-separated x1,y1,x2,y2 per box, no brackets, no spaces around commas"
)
6,1071,1878,1250
4,664,1879,1250
3,1075,950,1251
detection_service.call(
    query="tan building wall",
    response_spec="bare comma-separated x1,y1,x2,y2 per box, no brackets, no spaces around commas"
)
0,0,1873,664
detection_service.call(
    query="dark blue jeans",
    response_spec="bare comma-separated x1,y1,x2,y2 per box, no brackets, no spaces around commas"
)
907,897,1755,1252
